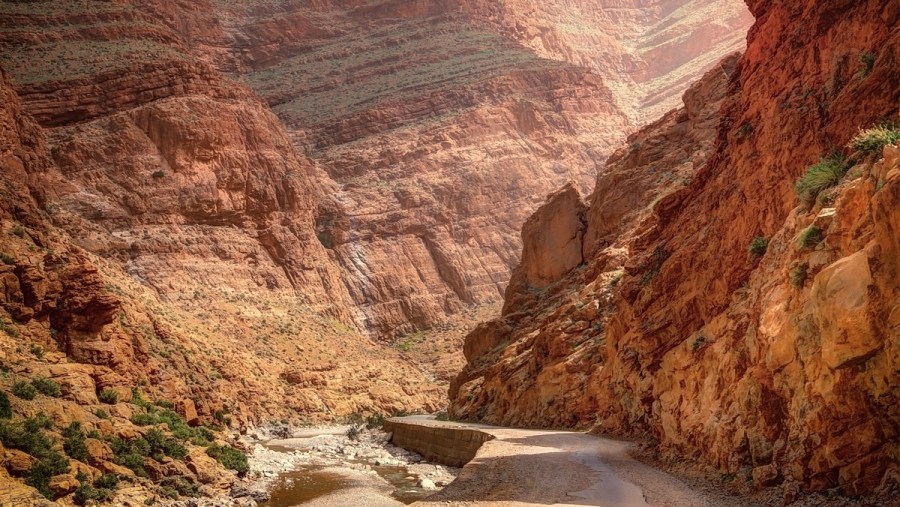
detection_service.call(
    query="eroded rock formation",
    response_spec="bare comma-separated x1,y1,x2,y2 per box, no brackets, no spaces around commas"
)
452,0,899,498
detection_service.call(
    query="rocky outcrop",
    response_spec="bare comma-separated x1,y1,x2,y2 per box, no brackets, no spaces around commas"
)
451,52,739,427
452,0,899,499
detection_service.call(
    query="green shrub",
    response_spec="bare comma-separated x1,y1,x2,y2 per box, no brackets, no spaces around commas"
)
160,476,200,498
74,477,115,506
29,345,43,358
0,416,69,498
109,436,151,477
790,264,809,288
151,170,165,179
848,123,900,156
365,413,385,429
0,252,15,265
27,449,71,499
206,444,248,475
795,153,850,204
31,377,61,398
94,408,110,419
11,225,26,238
0,391,11,419
98,388,118,404
130,387,150,408
144,428,187,461
749,236,768,257
798,226,824,249
63,422,90,462
12,381,37,400
130,407,207,443
93,473,119,490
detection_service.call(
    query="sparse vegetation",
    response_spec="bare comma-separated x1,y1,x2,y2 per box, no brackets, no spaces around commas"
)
795,153,850,204
848,123,900,156
0,391,11,418
159,476,201,498
737,122,754,138
98,388,119,404
798,226,824,249
30,344,44,358
857,51,876,78
109,436,151,477
130,405,212,445
206,444,248,475
365,413,385,429
0,415,69,499
691,336,707,352
12,380,37,400
144,427,187,460
0,252,15,265
151,170,166,179
749,236,768,257
0,317,19,337
345,424,363,441
63,421,90,462
790,263,809,288
31,377,61,397
11,225,26,238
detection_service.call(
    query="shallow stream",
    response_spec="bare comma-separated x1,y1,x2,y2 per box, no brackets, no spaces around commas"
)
260,440,439,505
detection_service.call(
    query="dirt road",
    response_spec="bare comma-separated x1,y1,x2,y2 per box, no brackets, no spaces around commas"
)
414,425,724,507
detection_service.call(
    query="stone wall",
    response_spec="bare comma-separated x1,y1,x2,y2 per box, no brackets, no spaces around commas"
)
383,419,494,468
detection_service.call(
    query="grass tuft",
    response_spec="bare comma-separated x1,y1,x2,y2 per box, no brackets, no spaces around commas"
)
795,153,850,204
848,123,900,156
798,226,824,249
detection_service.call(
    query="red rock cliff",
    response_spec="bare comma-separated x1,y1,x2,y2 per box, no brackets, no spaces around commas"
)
452,0,899,499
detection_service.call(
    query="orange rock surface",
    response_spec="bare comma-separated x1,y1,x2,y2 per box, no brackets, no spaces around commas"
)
452,0,899,498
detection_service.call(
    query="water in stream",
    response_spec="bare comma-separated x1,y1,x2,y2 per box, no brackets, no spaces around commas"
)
263,463,433,505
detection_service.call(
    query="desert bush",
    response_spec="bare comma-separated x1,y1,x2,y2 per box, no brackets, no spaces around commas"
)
790,263,809,288
365,413,385,429
144,428,187,461
98,388,118,404
31,377,61,397
795,153,849,204
160,476,200,498
798,226,824,249
12,380,37,400
206,444,248,475
0,415,69,498
63,422,90,462
848,123,900,156
749,236,768,257
0,391,11,419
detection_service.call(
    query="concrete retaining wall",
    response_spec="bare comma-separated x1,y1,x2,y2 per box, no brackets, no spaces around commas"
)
383,418,494,467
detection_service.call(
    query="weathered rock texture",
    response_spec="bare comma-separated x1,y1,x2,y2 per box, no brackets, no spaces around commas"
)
0,0,752,341
0,0,751,398
452,0,899,498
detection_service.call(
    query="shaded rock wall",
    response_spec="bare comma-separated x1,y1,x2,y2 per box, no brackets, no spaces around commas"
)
451,0,899,495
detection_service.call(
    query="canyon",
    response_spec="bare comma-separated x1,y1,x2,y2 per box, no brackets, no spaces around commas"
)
0,0,896,505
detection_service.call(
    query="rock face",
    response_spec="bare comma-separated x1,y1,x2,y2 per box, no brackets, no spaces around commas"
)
452,0,899,498
0,0,753,340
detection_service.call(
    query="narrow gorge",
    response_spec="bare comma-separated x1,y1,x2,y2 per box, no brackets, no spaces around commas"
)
0,0,896,506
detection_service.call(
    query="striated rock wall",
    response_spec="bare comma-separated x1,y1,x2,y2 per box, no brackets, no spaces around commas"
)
452,0,899,497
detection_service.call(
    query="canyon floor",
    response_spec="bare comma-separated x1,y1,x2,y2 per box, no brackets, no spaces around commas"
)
251,419,755,507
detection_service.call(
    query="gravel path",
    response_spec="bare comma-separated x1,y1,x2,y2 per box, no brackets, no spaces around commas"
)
414,426,723,507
